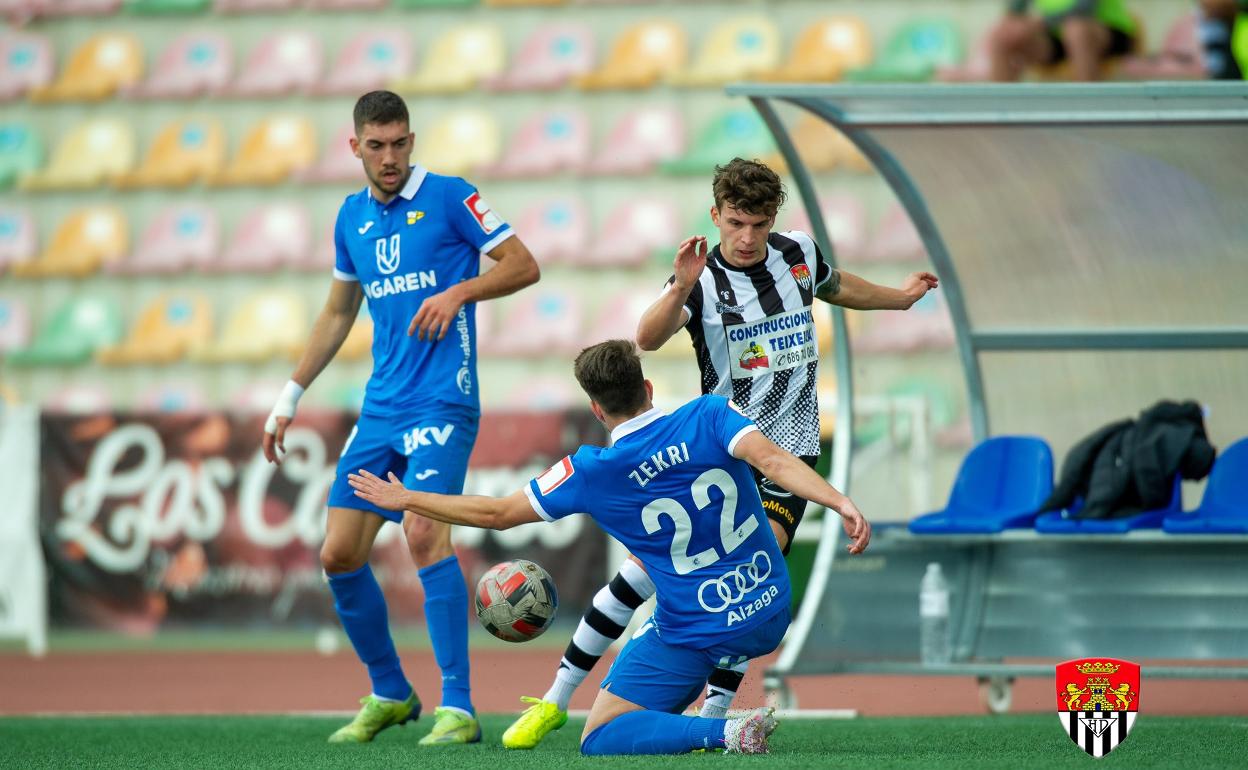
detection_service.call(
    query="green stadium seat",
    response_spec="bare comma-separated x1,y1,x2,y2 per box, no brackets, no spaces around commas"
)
660,110,774,175
846,18,964,82
0,125,43,190
123,0,209,13
6,296,125,367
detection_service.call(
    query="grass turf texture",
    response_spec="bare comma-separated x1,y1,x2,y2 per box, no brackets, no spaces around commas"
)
1,714,1243,768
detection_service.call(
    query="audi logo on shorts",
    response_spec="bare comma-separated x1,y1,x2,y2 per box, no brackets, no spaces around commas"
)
698,550,772,613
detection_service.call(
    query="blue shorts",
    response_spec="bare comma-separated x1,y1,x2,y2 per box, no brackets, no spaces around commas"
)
600,606,791,713
327,408,479,523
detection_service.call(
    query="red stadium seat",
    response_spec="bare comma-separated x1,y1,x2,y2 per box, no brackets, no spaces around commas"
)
587,105,685,176
0,31,54,101
508,197,590,267
484,108,590,178
482,22,594,92
217,203,310,272
114,203,220,274
122,32,232,99
228,30,323,97
316,29,413,95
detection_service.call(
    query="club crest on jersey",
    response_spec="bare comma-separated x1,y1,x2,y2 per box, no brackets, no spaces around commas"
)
790,264,813,291
1056,658,1140,758
738,341,769,371
463,191,503,234
407,210,424,225
536,456,575,495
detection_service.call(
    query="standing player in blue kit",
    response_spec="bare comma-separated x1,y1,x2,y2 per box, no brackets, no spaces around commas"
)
261,90,540,745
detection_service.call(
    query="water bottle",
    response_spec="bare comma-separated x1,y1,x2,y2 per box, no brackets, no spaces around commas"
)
919,562,951,666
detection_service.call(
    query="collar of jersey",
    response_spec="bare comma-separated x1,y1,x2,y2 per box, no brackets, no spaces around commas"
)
368,164,427,205
610,406,667,445
712,243,772,275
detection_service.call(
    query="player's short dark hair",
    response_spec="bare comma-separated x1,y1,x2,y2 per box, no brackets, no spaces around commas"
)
712,157,787,218
353,91,409,134
573,340,647,417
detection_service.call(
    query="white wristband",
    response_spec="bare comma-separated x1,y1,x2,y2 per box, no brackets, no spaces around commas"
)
264,380,305,435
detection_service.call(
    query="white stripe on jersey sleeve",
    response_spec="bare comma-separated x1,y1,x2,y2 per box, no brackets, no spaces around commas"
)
479,227,516,255
523,484,556,522
728,424,761,458
333,268,359,282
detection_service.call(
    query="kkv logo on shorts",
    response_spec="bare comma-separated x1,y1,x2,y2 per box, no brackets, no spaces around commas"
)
402,425,455,455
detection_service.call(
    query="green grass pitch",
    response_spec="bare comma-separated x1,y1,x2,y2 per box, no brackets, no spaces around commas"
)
1,714,1243,768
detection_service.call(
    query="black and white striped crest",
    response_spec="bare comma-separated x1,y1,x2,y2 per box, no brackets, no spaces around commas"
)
1058,711,1136,758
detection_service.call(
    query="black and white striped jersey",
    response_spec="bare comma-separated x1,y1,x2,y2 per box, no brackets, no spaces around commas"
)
673,230,835,457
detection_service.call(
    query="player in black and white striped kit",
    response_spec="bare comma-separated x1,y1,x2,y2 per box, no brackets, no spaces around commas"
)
501,159,938,749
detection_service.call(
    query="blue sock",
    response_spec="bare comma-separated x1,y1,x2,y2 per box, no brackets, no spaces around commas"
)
326,564,411,702
580,711,727,755
419,554,473,714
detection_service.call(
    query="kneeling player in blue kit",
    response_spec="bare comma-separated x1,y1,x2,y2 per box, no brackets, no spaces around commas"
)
348,340,871,755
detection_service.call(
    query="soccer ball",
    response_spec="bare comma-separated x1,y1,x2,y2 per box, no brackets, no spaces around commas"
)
474,559,558,643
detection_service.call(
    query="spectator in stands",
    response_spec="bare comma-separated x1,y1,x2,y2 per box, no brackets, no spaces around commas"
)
988,0,1139,81
1199,0,1248,78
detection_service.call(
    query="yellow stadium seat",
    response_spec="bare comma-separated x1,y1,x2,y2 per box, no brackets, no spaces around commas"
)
669,16,779,87
416,110,501,177
762,113,871,174
190,290,308,363
10,206,128,278
28,32,143,102
97,292,214,365
19,118,135,191
337,314,373,361
390,25,504,94
757,17,872,82
209,116,316,186
113,117,225,189
575,20,687,90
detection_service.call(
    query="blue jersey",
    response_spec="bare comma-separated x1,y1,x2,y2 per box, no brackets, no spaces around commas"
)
525,395,790,647
333,165,513,417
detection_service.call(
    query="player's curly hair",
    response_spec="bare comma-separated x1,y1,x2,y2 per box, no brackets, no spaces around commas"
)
353,90,409,134
712,158,787,218
574,340,647,417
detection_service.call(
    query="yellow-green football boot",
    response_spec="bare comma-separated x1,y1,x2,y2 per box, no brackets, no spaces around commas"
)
502,696,568,749
418,706,482,745
328,691,420,743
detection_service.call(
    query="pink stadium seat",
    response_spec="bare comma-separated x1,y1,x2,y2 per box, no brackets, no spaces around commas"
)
781,194,868,262
0,207,37,273
588,105,685,176
482,23,594,92
213,0,297,13
509,197,589,267
0,296,32,353
583,287,654,347
865,201,926,263
44,383,115,414
316,29,412,95
0,0,46,26
298,122,360,184
123,32,232,99
937,30,991,82
135,381,209,412
0,32,54,101
484,108,590,179
229,30,323,97
217,203,310,272
497,375,579,412
491,289,583,356
300,219,336,273
582,199,679,268
114,204,219,274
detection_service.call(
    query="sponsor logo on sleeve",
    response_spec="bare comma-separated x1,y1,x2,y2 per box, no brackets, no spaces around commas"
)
536,456,574,495
463,191,503,234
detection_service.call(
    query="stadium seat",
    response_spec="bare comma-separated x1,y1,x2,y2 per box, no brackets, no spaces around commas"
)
19,117,135,191
484,108,590,178
575,19,687,90
114,204,219,274
416,110,500,177
587,105,685,176
781,194,868,262
191,290,308,363
510,197,589,266
97,292,213,365
299,123,360,184
229,30,323,97
36,0,121,18
209,115,316,186
135,381,209,412
482,22,593,92
583,287,655,347
216,203,310,272
1120,13,1204,80
0,124,43,189
229,380,286,414
486,0,561,6
10,206,128,278
1036,476,1181,533
122,32,232,99
305,0,385,9
582,198,679,268
497,375,579,412
123,0,208,13
113,117,225,189
0,296,31,354
1163,438,1248,534
28,32,142,102
936,30,991,83
44,384,116,414
389,24,504,94
213,0,298,11
391,0,475,7
846,18,964,82
909,436,1054,533
852,290,954,354
337,313,373,361
661,109,773,175
6,295,124,366
864,201,926,263
756,17,872,82
0,207,37,272
490,289,583,356
0,31,54,101
315,29,412,96
669,16,779,87
302,219,336,273
769,114,871,174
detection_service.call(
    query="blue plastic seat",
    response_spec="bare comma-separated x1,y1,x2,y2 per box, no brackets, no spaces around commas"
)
1163,438,1248,534
1035,475,1181,534
909,435,1053,534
